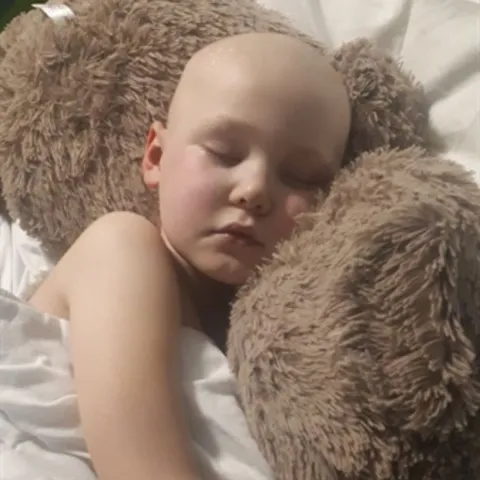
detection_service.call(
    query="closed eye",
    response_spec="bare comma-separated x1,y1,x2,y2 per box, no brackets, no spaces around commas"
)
204,146,242,166
286,177,325,190
281,169,332,190
282,146,335,189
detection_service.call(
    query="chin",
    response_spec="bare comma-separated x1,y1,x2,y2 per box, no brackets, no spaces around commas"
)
203,258,255,286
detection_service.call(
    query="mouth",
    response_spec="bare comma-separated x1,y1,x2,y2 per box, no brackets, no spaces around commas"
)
215,224,263,246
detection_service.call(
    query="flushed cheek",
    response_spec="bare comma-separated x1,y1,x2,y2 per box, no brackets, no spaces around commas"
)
163,146,225,218
287,192,314,213
275,195,315,237
184,145,224,188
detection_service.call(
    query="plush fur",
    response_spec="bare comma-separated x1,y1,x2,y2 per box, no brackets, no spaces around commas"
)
0,1,479,479
228,147,480,479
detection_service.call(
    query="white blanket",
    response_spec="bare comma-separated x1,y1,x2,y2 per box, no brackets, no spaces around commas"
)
0,290,272,480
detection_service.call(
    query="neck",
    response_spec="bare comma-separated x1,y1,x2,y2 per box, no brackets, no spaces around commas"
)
162,232,235,350
178,258,235,351
184,262,235,321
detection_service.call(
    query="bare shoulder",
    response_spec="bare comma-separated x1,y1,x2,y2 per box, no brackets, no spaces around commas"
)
63,211,171,280
30,212,173,318
78,211,161,248
61,211,165,264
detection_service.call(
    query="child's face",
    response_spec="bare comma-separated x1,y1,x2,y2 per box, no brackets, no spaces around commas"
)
143,40,350,285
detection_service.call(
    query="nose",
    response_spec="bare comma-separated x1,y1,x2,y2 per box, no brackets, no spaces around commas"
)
229,160,273,216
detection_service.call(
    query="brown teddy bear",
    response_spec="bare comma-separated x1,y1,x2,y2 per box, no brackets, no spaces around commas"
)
1,0,479,479
228,146,480,479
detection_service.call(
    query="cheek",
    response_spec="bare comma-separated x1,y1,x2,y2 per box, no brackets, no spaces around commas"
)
160,146,224,219
275,193,316,237
181,146,226,202
284,193,315,219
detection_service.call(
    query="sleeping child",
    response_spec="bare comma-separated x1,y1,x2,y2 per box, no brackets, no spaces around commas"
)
2,32,351,480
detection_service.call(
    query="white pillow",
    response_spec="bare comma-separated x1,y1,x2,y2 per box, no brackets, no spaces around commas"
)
258,0,480,180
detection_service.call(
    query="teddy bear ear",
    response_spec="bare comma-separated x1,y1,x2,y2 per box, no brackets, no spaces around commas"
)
331,38,440,166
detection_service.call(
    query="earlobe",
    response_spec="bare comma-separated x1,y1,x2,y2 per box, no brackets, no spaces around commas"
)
142,121,165,189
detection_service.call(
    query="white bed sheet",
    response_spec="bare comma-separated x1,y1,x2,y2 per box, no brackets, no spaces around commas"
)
0,290,272,480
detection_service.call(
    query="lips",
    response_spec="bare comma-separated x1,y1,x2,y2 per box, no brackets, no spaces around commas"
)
215,224,263,246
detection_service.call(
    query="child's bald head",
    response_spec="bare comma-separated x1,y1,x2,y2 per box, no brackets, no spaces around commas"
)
166,33,351,169
142,34,352,284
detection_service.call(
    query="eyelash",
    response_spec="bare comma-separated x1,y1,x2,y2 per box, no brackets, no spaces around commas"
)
284,174,326,190
205,146,241,166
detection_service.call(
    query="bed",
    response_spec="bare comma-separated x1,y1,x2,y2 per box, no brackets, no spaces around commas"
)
0,0,478,478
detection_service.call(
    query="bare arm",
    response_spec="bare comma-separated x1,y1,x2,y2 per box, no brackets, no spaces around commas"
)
55,212,200,480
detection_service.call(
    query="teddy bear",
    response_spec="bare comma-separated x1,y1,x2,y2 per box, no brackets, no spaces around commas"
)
1,0,479,479
228,146,480,479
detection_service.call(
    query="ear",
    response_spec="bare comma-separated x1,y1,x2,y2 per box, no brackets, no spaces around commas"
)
142,121,166,189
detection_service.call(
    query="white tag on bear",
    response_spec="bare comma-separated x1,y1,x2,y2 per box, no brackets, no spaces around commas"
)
32,3,75,22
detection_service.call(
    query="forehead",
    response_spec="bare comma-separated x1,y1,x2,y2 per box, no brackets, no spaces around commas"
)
182,63,342,139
